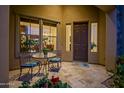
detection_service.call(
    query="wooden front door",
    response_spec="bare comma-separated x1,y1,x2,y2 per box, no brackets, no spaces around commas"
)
73,22,88,62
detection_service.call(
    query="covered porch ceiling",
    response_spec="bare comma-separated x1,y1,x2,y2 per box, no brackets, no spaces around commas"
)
95,5,115,12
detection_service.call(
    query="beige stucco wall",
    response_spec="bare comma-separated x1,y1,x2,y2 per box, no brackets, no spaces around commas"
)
11,5,63,21
105,9,117,71
9,5,63,70
98,10,106,65
0,5,9,87
9,5,107,70
62,5,99,63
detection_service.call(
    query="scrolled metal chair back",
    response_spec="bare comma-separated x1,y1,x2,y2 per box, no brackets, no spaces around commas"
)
19,52,32,65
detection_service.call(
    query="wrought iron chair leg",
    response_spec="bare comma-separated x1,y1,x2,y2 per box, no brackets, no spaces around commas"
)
28,68,30,73
36,63,41,74
60,61,62,67
52,63,55,68
48,62,50,71
31,67,33,80
34,64,40,76
57,62,59,68
39,63,41,72
48,63,49,71
19,67,22,79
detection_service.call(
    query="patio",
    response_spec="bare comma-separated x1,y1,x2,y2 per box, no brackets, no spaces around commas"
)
9,62,109,88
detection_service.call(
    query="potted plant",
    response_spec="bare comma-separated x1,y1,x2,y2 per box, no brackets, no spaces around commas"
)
21,38,39,52
42,47,50,57
91,42,97,50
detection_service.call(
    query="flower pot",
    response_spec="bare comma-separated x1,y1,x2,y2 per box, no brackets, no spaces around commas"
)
44,54,48,58
43,48,49,58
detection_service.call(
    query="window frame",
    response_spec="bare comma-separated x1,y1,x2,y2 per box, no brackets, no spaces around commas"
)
66,23,72,52
19,20,41,53
90,22,98,53
42,24,57,51
15,14,59,58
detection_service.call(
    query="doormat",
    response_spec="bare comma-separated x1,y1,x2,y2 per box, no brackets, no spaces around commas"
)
72,62,90,68
79,63,89,68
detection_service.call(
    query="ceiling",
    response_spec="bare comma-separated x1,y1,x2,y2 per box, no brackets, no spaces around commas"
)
95,5,115,12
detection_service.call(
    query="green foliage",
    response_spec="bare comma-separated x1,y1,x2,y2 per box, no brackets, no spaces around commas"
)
23,39,39,46
43,37,48,41
18,81,31,88
118,55,124,61
42,48,50,55
21,39,39,52
113,64,124,88
54,81,71,88
19,76,71,88
32,76,52,88
91,42,97,49
117,55,124,64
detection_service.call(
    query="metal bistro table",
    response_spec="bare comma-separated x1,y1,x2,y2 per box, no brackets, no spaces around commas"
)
32,52,56,75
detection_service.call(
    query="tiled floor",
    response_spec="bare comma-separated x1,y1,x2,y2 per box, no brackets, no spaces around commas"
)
9,62,110,88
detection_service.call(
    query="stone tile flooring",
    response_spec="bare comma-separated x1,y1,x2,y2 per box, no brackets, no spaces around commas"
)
9,62,110,88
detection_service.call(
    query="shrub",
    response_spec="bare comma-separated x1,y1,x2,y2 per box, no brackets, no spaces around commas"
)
113,64,124,88
19,76,71,88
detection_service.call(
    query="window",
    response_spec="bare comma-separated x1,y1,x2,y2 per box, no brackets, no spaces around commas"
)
15,14,59,57
43,25,57,51
19,17,40,53
91,22,98,52
66,24,71,51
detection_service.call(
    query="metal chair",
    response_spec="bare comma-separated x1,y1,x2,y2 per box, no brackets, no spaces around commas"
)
19,52,41,80
48,50,62,71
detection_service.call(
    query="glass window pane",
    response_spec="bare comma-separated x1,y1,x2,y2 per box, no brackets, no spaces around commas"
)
91,23,98,52
19,19,40,53
30,23,40,52
20,21,30,35
51,26,57,36
51,37,56,50
31,23,39,35
45,37,56,50
20,21,30,52
43,25,57,51
66,24,71,51
43,25,51,37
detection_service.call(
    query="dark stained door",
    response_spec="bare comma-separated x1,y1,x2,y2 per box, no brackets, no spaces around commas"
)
73,22,88,62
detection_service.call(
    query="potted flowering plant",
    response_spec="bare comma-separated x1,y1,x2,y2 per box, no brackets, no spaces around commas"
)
42,47,50,57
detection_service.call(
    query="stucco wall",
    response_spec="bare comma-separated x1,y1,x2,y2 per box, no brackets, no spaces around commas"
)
98,10,106,65
0,5,9,87
62,5,99,63
105,9,117,71
9,5,106,70
9,5,63,70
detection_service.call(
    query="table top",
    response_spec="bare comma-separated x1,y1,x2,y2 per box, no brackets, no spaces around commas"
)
32,52,56,59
